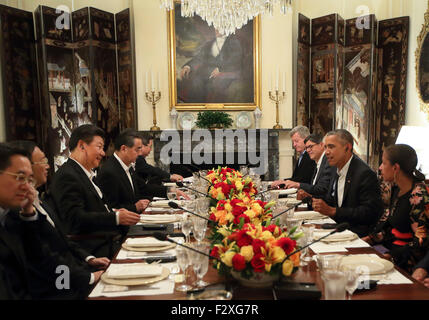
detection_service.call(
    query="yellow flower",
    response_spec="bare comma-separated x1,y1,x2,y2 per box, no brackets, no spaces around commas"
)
261,230,274,242
221,250,236,267
217,227,231,237
282,260,294,276
240,245,254,262
225,203,233,212
245,209,256,219
235,180,243,191
270,246,286,264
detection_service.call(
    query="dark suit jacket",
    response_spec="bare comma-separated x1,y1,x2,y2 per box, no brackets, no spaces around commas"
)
324,155,383,237
134,156,168,199
0,211,87,300
48,159,124,258
96,155,141,213
300,155,336,198
285,151,316,184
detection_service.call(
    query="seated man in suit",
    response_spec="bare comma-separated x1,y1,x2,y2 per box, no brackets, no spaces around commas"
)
135,132,188,200
8,140,109,297
285,134,337,200
311,129,383,237
96,129,150,213
271,125,316,188
0,143,89,299
48,124,140,258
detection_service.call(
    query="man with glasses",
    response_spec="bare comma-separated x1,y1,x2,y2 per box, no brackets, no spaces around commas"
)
271,126,316,188
8,140,109,299
96,129,151,213
48,124,141,258
285,134,336,199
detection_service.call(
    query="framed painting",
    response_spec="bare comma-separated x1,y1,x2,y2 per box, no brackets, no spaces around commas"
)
167,2,261,110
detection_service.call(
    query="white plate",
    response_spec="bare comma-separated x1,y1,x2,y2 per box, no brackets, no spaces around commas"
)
101,267,170,286
178,112,196,130
236,112,253,129
340,255,394,275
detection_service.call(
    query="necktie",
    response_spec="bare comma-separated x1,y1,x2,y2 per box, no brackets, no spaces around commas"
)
298,153,304,167
331,173,340,204
311,166,318,185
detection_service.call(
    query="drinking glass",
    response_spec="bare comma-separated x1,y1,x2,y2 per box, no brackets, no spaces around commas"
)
190,243,210,287
167,187,176,200
192,218,208,243
315,254,344,274
342,267,360,300
196,198,211,216
239,166,249,177
286,217,303,235
323,270,346,300
301,225,315,263
181,212,193,244
175,246,192,292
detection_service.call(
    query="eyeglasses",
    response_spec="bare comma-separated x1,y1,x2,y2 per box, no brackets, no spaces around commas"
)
32,158,49,165
0,171,35,186
305,143,319,152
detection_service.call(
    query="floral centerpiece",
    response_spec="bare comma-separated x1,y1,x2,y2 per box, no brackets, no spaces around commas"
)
209,222,302,287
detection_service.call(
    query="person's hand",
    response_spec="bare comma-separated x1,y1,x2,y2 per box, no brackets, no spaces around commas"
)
271,180,286,189
93,270,104,283
361,236,373,245
209,67,220,79
176,189,191,200
88,257,110,270
284,180,300,189
296,189,311,201
312,198,336,217
116,209,140,225
180,66,191,79
383,253,393,261
170,174,184,182
423,278,429,288
412,268,428,282
135,199,151,212
20,185,37,216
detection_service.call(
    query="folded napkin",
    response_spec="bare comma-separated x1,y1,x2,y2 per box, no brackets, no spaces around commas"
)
309,242,349,254
140,214,178,223
126,237,171,248
279,188,298,195
152,197,166,200
150,200,182,208
106,263,163,279
293,210,326,220
314,229,357,241
163,182,176,187
145,207,174,213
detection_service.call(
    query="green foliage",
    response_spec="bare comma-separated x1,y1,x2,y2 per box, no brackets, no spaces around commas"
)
195,111,233,129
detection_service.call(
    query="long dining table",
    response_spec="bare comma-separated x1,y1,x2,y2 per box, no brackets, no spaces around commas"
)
88,208,429,301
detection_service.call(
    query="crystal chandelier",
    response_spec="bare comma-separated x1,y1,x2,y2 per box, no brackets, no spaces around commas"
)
160,0,293,36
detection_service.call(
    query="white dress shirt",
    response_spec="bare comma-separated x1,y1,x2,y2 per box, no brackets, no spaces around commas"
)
211,35,227,57
69,158,119,225
337,155,353,208
0,207,9,227
33,191,55,228
312,152,325,185
113,152,134,192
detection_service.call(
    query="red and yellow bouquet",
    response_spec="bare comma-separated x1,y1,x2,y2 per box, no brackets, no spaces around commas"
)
210,223,301,279
207,167,257,201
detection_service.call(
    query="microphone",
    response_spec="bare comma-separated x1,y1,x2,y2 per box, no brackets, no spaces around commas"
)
176,182,209,197
153,232,215,260
271,197,311,220
168,201,213,224
281,222,350,263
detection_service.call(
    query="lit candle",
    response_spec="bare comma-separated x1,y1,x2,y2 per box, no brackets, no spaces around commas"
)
282,72,286,92
157,71,160,92
270,73,273,92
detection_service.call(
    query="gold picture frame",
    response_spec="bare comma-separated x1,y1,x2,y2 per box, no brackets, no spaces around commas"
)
415,0,429,119
167,2,261,111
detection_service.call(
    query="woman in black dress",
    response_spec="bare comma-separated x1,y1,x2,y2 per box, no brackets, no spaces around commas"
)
363,144,429,273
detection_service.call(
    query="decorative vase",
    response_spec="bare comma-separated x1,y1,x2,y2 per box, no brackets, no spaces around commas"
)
230,270,280,288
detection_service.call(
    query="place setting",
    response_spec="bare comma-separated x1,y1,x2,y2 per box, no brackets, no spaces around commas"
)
122,236,177,252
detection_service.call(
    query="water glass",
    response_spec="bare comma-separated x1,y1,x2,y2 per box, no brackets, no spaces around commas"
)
286,217,303,234
301,225,315,262
315,254,344,274
175,247,192,292
323,270,346,300
167,187,176,200
181,213,193,243
342,267,360,300
191,216,208,243
239,166,249,176
189,242,210,287
196,198,211,216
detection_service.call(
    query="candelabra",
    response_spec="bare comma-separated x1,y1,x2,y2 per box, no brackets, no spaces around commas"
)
145,90,161,131
269,90,286,129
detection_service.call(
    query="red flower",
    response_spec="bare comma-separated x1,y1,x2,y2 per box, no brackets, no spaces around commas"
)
252,239,266,255
251,253,265,273
209,213,217,222
232,205,246,217
236,230,253,247
231,199,242,207
210,246,220,259
232,254,246,271
276,237,296,255
216,200,227,210
266,224,280,235
234,214,250,225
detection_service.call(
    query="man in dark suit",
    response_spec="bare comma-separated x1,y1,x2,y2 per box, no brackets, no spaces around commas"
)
271,126,316,188
96,130,150,213
0,143,89,299
8,140,110,298
291,134,337,199
134,132,188,200
49,124,140,258
312,129,383,237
